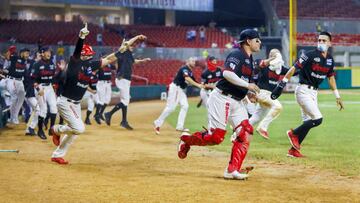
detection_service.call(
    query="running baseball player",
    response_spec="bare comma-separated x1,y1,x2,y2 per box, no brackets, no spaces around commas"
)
177,29,261,180
32,46,58,139
198,56,222,108
104,35,150,130
49,23,123,164
248,49,289,139
271,31,344,158
93,61,115,124
3,46,27,124
153,57,205,135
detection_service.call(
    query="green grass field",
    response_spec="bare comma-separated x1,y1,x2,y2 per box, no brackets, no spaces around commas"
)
168,91,360,176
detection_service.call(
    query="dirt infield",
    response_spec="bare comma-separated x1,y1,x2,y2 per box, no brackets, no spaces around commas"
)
0,100,359,203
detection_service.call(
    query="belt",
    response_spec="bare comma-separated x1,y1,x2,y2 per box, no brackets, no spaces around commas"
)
99,80,111,83
61,96,80,104
7,76,23,81
41,83,51,86
216,88,242,101
300,84,318,90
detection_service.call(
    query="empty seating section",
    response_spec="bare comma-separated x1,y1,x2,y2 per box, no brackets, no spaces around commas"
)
272,0,360,19
297,33,360,46
0,19,232,48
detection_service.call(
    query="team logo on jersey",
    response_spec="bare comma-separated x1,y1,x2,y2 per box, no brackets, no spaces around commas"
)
17,59,22,63
326,59,333,65
229,63,236,70
207,75,212,79
314,57,320,62
299,53,308,64
245,59,250,64
49,65,54,69
39,65,45,70
216,72,221,77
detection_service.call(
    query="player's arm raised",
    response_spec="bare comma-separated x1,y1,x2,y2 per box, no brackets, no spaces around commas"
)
73,23,89,59
328,75,344,111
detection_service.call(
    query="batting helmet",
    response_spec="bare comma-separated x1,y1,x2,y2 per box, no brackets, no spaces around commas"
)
238,29,260,44
81,44,96,56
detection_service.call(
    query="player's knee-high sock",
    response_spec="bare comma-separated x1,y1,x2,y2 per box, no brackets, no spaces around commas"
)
85,110,92,121
95,104,102,117
100,104,107,115
108,102,124,116
293,118,323,144
49,113,57,128
121,105,128,122
38,116,44,132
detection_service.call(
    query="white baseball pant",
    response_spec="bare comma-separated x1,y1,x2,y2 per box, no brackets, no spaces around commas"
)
154,83,189,130
36,84,58,118
249,89,283,131
115,78,130,106
295,84,322,121
96,80,112,105
6,78,25,123
26,97,39,129
52,96,85,158
200,88,210,108
83,91,98,111
207,89,248,131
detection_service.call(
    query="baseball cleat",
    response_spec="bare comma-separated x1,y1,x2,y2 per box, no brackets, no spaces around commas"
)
287,148,305,158
154,126,160,135
51,157,68,165
104,112,111,126
121,121,134,130
223,169,249,180
177,140,190,159
256,128,269,139
37,129,47,140
85,118,91,125
50,126,61,146
287,130,300,150
94,115,102,125
25,127,36,136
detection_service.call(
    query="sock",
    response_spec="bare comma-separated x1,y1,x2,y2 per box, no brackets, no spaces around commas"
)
49,113,57,128
85,110,92,120
38,116,44,132
109,102,124,116
95,104,102,117
121,105,128,123
100,104,107,115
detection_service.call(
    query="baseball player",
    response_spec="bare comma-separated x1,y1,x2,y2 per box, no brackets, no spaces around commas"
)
50,23,123,164
177,29,261,180
93,61,115,124
153,57,205,135
84,72,99,125
198,56,222,108
248,49,289,139
104,35,150,130
32,46,58,139
3,46,27,124
24,50,39,136
271,31,344,158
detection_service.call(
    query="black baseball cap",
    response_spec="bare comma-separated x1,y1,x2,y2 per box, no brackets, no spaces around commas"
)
238,29,260,44
39,46,51,53
19,48,30,53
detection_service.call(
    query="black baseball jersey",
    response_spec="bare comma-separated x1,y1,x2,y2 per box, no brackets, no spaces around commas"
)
61,38,102,101
6,55,27,79
294,49,335,88
89,74,98,91
173,65,196,89
254,59,288,92
24,59,36,98
116,50,134,80
98,64,115,81
32,59,56,84
216,48,254,99
201,67,223,84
